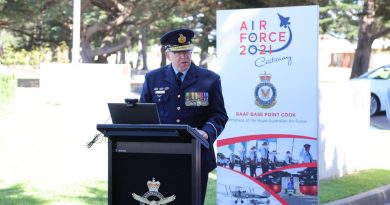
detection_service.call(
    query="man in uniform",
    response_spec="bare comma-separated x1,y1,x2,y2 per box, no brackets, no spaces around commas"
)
248,146,258,177
229,152,235,169
259,141,270,175
140,28,228,204
238,147,247,174
284,150,292,165
300,144,313,163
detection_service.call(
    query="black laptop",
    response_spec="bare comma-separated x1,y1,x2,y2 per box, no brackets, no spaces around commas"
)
108,103,161,124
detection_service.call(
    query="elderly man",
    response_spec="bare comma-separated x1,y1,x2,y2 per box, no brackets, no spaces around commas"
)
140,28,228,204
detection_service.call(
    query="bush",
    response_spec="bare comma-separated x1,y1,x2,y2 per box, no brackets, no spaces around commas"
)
0,42,70,66
0,72,16,103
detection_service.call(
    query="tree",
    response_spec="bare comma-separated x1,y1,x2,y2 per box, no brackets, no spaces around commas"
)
319,0,361,40
350,0,390,78
170,0,219,69
80,0,179,64
0,0,72,60
319,0,390,78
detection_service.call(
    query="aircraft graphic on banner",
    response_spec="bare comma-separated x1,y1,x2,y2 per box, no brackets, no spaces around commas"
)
223,184,271,205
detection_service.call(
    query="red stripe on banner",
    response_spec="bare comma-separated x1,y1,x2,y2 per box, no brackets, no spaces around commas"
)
255,162,317,179
219,166,288,205
217,134,317,147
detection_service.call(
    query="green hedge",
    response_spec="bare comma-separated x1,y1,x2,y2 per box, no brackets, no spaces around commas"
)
0,42,70,66
0,72,16,103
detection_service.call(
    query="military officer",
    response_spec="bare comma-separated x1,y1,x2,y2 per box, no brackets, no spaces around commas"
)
238,147,247,174
300,144,313,163
140,28,228,204
259,141,270,174
248,146,258,177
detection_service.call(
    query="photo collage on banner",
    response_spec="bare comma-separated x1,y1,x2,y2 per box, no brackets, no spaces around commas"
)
216,6,319,205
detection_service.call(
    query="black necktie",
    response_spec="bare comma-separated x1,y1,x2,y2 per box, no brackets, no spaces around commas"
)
176,72,183,86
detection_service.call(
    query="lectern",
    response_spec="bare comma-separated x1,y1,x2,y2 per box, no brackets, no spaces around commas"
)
97,124,209,205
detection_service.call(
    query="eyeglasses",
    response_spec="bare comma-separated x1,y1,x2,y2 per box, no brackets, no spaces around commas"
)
170,51,192,57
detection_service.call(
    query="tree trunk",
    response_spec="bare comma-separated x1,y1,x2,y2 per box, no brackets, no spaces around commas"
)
135,50,142,69
199,29,210,69
350,36,372,78
68,48,72,63
140,26,148,70
350,0,375,79
160,46,166,67
80,42,93,63
119,48,126,64
50,45,58,62
95,55,108,63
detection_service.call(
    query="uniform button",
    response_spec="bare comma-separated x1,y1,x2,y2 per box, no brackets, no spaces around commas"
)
177,106,181,110
177,94,181,98
176,119,180,123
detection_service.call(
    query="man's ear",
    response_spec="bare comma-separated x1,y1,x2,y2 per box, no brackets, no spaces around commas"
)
165,51,171,61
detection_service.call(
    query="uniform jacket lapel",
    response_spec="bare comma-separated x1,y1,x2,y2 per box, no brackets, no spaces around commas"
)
164,65,179,88
181,63,198,89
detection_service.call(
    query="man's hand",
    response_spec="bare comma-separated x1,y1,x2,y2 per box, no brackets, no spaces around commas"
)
196,129,208,140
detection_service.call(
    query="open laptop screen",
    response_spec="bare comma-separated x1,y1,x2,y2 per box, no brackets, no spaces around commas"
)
108,103,161,124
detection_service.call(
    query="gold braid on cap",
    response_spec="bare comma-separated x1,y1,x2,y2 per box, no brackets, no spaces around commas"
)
168,44,193,52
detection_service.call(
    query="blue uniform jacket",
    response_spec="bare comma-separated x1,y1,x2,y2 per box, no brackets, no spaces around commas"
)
140,62,228,172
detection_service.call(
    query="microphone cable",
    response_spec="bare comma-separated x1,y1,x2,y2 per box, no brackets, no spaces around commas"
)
86,99,138,148
86,133,104,148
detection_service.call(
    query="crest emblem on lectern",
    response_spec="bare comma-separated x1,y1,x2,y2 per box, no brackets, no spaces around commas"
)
131,178,176,205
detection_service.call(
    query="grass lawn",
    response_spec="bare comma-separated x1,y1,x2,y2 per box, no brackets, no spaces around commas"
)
320,169,390,204
2,169,390,204
0,180,107,205
0,178,216,205
3,169,390,204
205,173,216,205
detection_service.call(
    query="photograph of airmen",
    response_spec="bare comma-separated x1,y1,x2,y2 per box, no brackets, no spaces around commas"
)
217,137,317,178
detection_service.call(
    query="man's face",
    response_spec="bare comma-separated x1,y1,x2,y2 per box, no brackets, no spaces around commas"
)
166,50,192,72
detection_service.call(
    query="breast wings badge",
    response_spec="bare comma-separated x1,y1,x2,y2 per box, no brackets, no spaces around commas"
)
255,71,277,108
131,178,176,205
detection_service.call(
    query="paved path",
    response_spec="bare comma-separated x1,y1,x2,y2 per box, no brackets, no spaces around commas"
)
371,112,390,130
323,184,390,205
0,87,108,189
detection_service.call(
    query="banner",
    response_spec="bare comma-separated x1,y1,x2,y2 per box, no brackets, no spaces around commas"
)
216,6,319,205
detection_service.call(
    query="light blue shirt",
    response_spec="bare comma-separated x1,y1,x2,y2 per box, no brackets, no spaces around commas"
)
259,145,269,159
300,149,313,163
172,66,188,82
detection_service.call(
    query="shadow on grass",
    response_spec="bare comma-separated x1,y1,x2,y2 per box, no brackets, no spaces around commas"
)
64,181,108,205
0,182,47,205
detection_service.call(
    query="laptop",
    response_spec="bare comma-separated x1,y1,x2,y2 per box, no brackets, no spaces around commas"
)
108,103,161,124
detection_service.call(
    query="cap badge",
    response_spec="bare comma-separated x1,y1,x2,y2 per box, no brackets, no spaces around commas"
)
178,34,186,44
